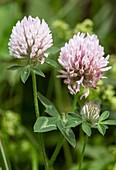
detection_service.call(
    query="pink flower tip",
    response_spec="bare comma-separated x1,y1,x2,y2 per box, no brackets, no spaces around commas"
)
58,32,111,99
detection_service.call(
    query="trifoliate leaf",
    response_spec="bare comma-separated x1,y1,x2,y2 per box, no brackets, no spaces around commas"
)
57,120,76,147
37,91,60,117
34,116,57,132
66,113,82,128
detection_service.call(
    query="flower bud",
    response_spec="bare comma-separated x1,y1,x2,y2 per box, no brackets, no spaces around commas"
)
80,102,100,125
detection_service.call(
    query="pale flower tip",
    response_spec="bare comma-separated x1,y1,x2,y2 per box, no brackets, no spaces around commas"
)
44,53,48,58
80,89,89,100
8,15,53,63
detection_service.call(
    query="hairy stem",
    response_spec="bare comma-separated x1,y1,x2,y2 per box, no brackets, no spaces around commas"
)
31,72,49,170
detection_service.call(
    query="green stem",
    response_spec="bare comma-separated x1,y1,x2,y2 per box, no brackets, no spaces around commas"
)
31,146,39,170
32,72,39,118
78,134,88,170
0,138,11,170
49,134,64,167
72,94,78,112
63,140,73,168
39,134,49,170
31,72,49,170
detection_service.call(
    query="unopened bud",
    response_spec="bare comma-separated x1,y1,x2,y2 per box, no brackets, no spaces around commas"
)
80,102,100,125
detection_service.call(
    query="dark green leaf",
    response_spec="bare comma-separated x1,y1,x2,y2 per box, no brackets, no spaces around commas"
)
68,112,82,119
46,46,60,55
99,111,110,121
97,124,107,135
34,116,57,133
37,91,60,117
102,120,116,125
7,65,23,70
21,67,30,83
45,58,61,70
82,122,92,137
31,67,45,77
57,120,76,147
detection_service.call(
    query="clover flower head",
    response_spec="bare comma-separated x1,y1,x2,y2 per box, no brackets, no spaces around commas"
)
58,32,111,99
8,16,53,64
80,102,100,125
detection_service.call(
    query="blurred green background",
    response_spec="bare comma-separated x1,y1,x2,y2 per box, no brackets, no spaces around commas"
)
0,0,116,170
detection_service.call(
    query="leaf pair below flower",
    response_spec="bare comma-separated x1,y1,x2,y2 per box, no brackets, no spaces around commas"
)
8,65,45,83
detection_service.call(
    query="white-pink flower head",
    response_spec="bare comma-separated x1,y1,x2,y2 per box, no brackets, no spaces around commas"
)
58,32,111,99
8,16,53,64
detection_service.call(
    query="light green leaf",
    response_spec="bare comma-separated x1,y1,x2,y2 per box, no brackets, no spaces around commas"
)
45,58,61,70
37,91,60,117
82,122,92,137
7,65,23,70
21,67,30,83
103,120,116,125
97,124,107,135
66,119,82,128
31,67,45,77
99,111,110,122
34,116,57,132
66,113,82,128
57,120,76,147
46,46,60,55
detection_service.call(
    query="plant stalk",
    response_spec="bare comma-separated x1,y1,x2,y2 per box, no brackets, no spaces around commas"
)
72,94,78,112
78,134,88,170
49,134,64,167
32,72,39,118
31,72,49,170
0,138,11,170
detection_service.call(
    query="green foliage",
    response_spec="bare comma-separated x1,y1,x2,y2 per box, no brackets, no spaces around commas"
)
65,113,82,128
34,116,57,132
99,111,110,121
82,122,92,137
74,19,94,34
57,120,76,147
7,65,23,70
45,58,61,70
52,19,72,46
35,92,77,147
97,111,116,135
97,124,107,135
21,66,30,83
37,91,60,117
0,0,116,169
30,67,45,77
